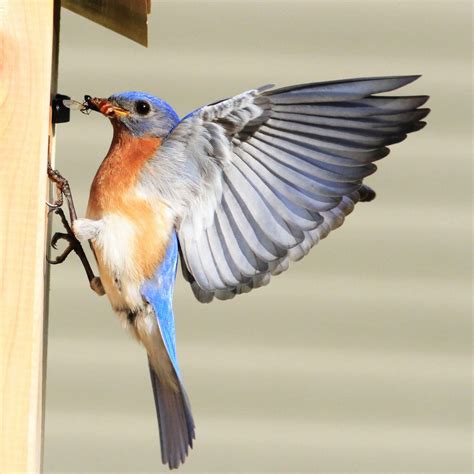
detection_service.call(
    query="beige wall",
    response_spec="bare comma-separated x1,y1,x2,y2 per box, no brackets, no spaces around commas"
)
44,1,471,472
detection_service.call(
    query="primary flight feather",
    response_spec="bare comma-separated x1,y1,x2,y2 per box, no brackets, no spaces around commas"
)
69,75,429,469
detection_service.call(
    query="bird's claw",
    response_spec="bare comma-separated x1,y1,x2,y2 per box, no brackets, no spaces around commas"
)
51,230,75,249
47,164,76,221
46,246,73,265
47,164,67,188
47,207,79,265
47,231,79,264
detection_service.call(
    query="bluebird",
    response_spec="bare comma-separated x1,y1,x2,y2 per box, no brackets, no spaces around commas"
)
50,76,429,469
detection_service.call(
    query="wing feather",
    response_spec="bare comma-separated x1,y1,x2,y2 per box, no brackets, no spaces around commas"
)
140,76,429,302
214,205,262,276
222,187,281,263
242,140,341,209
225,163,301,248
235,148,321,230
205,224,241,287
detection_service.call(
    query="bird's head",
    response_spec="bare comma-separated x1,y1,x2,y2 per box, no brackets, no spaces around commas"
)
86,91,179,139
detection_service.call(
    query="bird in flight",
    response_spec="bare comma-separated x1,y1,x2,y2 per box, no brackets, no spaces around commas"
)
48,75,429,469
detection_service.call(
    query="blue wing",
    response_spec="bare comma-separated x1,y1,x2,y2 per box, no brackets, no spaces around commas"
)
140,231,180,375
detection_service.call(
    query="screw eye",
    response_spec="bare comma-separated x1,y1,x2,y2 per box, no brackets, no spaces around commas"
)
135,100,151,115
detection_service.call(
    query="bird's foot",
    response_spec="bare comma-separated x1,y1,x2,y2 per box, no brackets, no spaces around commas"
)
47,163,78,221
47,207,105,296
46,230,78,264
47,208,82,265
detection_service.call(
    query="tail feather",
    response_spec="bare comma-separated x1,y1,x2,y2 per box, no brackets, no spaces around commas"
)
148,362,195,469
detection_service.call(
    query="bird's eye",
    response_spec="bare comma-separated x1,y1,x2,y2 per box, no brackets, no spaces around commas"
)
135,100,151,115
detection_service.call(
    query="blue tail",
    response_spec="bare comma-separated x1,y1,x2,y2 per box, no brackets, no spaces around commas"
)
141,232,195,469
148,361,195,469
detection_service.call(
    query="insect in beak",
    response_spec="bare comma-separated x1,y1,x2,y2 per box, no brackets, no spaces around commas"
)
83,96,130,118
62,98,93,115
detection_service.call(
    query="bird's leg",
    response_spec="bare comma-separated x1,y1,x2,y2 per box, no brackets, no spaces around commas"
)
47,166,105,296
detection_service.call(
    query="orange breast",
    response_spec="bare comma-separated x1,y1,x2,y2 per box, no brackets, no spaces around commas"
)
88,129,162,216
87,130,171,281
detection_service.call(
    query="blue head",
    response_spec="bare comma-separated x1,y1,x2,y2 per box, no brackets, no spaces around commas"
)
88,91,179,138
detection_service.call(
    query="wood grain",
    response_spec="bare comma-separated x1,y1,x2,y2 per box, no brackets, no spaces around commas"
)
0,0,55,471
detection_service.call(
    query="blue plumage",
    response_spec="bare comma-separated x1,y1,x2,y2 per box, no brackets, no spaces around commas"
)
140,232,194,468
141,232,180,376
110,91,179,124
108,91,179,137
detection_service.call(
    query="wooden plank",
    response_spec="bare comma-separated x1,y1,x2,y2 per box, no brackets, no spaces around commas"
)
62,0,150,46
0,0,57,471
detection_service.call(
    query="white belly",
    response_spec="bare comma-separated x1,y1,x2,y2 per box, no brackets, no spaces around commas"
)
74,213,144,311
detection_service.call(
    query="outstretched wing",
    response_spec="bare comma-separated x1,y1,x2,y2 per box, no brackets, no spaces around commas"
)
140,75,429,302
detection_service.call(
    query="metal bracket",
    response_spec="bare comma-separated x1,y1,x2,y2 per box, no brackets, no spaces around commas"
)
52,94,71,124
